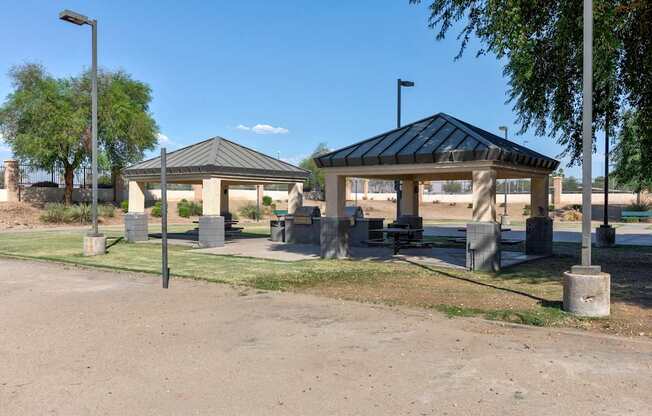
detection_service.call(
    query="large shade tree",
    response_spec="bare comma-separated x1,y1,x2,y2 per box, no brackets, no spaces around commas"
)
410,0,651,166
300,142,330,192
612,111,652,203
0,63,158,204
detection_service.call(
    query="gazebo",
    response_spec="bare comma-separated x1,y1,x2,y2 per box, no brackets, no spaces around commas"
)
314,112,559,270
123,137,309,247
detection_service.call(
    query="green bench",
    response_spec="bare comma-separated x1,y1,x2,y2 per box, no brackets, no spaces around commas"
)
622,210,652,219
272,210,289,217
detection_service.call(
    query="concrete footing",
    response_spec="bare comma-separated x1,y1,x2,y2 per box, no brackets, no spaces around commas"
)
526,216,553,256
563,266,611,317
466,222,501,272
83,235,106,256
124,213,148,242
595,225,616,248
320,217,351,259
199,215,225,248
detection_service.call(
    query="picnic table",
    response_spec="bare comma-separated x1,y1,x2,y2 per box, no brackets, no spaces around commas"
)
451,227,521,246
381,227,426,255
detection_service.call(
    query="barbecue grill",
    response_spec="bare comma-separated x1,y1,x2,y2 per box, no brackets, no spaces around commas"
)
285,206,322,244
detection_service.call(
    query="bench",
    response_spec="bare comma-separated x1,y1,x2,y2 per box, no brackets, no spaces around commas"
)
622,210,652,218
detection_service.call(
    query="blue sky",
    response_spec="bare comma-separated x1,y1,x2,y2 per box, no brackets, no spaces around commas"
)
0,0,606,177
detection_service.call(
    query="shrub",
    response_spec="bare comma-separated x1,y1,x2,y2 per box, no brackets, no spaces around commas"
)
622,217,640,223
31,181,58,188
177,199,202,217
626,201,650,211
99,204,115,218
151,201,162,217
262,195,273,206
239,203,261,220
40,203,68,223
120,200,129,212
67,204,92,223
562,209,582,221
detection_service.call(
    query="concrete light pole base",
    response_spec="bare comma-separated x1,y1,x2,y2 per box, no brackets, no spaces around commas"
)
563,266,610,317
83,234,107,256
595,224,616,248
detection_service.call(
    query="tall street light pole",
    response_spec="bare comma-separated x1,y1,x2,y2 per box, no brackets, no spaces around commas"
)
396,78,415,219
498,126,509,220
60,9,106,255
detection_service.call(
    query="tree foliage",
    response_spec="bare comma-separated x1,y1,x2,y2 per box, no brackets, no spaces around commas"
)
612,111,652,196
411,0,651,165
0,63,158,203
300,142,330,192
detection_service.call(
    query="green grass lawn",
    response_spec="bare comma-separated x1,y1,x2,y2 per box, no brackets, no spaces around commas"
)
0,225,650,336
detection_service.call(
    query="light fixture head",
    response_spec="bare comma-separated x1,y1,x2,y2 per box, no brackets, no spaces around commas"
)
498,125,508,132
59,9,90,25
400,80,415,87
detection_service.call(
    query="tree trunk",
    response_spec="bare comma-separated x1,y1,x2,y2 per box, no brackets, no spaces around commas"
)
111,167,119,203
637,191,641,205
64,165,74,205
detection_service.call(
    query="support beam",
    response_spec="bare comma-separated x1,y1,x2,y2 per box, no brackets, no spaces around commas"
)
400,179,419,216
530,176,550,217
127,181,146,213
288,182,303,214
202,178,222,216
325,174,346,217
471,170,497,222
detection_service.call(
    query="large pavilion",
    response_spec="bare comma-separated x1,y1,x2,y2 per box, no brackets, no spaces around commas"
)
314,112,559,270
123,137,309,247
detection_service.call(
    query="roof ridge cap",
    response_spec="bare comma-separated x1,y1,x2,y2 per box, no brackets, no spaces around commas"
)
439,113,497,148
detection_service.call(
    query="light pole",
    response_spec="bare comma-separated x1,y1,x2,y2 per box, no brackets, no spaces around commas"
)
60,9,105,255
498,126,509,221
563,0,610,317
395,78,415,219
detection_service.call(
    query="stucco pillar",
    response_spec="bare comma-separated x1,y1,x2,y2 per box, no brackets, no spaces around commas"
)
530,176,550,217
418,182,425,206
322,173,350,259
128,181,146,213
345,179,353,201
192,184,203,202
325,174,346,217
471,169,497,222
220,184,229,217
256,184,264,206
202,178,222,216
125,181,148,242
3,159,19,202
400,179,420,216
363,179,369,200
288,182,303,215
552,176,562,206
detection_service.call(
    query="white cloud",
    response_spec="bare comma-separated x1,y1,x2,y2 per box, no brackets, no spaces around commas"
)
236,124,290,135
157,133,172,145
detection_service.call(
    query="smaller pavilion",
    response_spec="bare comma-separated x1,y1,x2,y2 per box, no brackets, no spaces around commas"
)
123,137,309,247
314,112,559,270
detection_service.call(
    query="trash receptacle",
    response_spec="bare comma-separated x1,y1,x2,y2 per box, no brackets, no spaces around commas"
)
270,219,285,242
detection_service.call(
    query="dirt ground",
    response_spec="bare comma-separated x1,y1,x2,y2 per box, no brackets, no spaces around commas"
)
1,258,651,415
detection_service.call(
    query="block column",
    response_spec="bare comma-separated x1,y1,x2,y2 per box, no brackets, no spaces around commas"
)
552,176,562,206
3,160,19,202
345,179,353,201
199,177,224,248
124,181,148,242
288,182,303,215
467,169,500,272
220,184,229,217
363,179,369,200
400,179,420,217
526,175,553,255
321,174,350,258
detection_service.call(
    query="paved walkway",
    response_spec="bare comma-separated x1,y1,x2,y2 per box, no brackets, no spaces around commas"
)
1,258,650,415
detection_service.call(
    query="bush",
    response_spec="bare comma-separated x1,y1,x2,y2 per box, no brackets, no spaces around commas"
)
626,201,650,211
151,201,162,217
262,195,273,206
120,200,129,212
40,203,68,223
622,217,640,223
562,209,582,221
177,199,202,217
549,204,555,211
31,181,59,188
98,204,115,218
239,203,261,220
523,204,531,216
67,204,92,223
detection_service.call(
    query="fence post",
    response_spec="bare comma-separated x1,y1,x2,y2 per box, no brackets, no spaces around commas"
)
4,160,19,202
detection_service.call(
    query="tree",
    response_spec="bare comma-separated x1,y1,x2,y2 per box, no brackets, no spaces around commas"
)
612,111,652,203
411,0,651,165
563,176,581,193
0,64,158,204
300,143,330,192
442,180,462,194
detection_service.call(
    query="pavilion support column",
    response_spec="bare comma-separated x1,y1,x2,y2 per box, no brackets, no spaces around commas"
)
363,179,369,200
345,179,353,201
467,169,500,272
288,182,303,214
124,181,148,242
199,177,224,248
526,176,553,256
418,182,425,206
321,173,350,259
400,179,420,217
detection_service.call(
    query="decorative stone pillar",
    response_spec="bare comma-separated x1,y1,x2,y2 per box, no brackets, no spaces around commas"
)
467,169,499,272
321,174,350,258
124,181,148,242
199,177,224,248
526,176,553,256
288,182,303,215
400,179,420,217
4,159,19,202
552,176,562,206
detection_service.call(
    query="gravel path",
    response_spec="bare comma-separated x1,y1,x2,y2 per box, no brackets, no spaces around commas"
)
1,258,651,415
